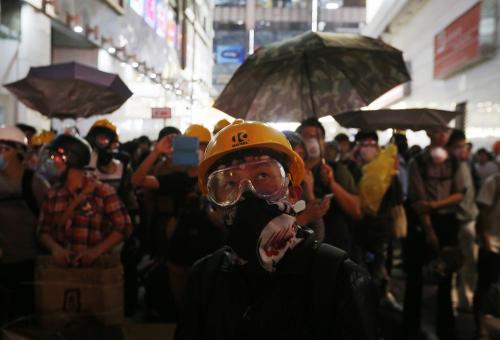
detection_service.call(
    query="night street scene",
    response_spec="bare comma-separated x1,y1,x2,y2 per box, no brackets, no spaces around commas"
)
2,0,500,339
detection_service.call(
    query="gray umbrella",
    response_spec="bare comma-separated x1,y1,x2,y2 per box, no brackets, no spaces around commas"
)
4,62,133,119
332,108,461,131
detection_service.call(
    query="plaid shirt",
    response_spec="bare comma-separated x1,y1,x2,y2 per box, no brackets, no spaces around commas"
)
39,177,132,253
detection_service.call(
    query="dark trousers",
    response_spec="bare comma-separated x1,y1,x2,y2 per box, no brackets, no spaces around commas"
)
473,248,500,316
403,213,459,340
0,260,35,326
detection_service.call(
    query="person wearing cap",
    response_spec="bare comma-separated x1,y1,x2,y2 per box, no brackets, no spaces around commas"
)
131,124,225,315
174,120,375,340
0,127,49,324
39,134,132,267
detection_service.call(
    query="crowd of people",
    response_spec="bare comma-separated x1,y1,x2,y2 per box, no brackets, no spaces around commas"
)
1,117,500,339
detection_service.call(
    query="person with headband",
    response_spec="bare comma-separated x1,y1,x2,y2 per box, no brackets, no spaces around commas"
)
174,119,375,340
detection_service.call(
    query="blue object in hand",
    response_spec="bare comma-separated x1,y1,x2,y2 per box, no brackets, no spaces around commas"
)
173,136,199,166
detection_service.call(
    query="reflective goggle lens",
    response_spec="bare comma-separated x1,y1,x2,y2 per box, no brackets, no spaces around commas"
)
207,159,288,206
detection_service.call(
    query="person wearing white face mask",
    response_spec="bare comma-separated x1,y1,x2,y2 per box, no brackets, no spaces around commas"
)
353,130,405,316
295,118,361,255
0,126,49,325
403,126,467,340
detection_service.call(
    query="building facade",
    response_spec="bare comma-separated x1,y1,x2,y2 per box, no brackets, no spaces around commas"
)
213,0,366,94
363,0,500,148
0,0,214,141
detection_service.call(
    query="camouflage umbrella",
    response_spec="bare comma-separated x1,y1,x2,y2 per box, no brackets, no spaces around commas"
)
214,31,410,122
333,108,460,131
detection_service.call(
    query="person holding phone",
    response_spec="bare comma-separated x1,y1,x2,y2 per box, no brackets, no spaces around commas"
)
296,118,361,255
131,124,225,315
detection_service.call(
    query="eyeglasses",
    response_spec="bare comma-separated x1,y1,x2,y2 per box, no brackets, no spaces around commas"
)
207,158,289,207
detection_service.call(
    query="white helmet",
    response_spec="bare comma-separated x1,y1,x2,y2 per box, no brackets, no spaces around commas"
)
0,127,28,146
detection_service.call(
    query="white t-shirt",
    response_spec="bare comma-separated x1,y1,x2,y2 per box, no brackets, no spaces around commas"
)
477,173,500,253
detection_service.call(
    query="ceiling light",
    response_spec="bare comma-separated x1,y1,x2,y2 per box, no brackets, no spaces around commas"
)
325,2,341,10
107,47,116,54
73,25,83,33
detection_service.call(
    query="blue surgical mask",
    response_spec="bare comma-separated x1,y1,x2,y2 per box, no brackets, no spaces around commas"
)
0,155,7,171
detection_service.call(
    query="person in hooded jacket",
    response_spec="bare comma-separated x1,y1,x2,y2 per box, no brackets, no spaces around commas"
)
174,120,376,340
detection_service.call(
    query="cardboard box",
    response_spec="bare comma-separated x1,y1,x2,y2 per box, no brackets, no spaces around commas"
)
35,255,124,329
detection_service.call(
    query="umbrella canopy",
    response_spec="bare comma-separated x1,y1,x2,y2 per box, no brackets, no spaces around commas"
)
4,62,133,119
332,108,461,131
214,31,410,122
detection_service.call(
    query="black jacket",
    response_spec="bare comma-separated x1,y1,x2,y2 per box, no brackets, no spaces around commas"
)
174,232,376,340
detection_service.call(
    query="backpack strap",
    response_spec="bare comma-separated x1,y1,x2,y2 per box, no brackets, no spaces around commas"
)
311,242,348,336
21,169,39,216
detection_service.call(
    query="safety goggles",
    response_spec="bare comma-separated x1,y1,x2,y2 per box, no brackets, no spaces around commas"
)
207,158,289,207
39,147,68,166
95,134,112,149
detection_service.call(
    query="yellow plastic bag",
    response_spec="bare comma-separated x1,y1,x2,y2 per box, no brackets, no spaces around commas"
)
359,144,398,215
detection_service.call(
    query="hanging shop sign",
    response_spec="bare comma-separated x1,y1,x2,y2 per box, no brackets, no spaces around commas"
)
216,45,245,64
151,107,172,119
434,1,497,79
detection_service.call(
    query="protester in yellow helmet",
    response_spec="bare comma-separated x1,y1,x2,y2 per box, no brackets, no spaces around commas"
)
174,119,375,340
212,119,231,135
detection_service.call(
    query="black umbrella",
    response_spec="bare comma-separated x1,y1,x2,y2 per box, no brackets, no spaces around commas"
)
332,108,461,131
4,62,133,119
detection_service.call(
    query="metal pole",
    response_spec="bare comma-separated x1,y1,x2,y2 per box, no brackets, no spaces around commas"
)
311,0,318,32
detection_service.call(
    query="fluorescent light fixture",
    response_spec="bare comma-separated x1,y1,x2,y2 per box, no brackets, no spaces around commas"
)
73,25,84,33
325,2,341,9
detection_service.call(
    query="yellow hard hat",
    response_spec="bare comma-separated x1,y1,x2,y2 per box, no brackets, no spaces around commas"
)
184,124,211,144
213,119,231,135
91,119,118,135
198,119,304,195
31,130,55,146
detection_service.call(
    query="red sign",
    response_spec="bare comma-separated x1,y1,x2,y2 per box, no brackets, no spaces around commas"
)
151,107,172,119
434,3,481,79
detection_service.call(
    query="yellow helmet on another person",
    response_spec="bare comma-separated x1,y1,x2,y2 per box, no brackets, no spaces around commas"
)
184,124,211,144
213,119,231,135
198,119,304,195
91,119,117,134
31,130,55,146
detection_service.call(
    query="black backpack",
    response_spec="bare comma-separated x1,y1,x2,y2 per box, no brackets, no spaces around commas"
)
199,241,348,335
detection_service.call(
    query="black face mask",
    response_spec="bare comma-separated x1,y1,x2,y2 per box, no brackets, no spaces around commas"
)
225,193,298,269
97,148,113,167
